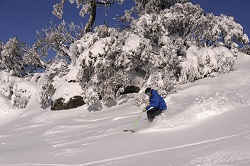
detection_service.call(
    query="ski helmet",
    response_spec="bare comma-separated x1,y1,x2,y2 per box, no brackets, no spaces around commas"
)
145,87,152,95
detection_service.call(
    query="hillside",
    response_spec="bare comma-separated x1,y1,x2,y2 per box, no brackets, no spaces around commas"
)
0,52,250,165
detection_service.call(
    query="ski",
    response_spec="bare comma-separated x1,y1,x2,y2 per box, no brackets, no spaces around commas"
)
124,129,135,133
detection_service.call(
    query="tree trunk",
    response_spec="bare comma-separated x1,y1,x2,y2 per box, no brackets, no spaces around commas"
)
84,0,97,34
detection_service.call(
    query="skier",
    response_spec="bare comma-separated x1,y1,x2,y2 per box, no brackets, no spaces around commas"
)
143,87,167,122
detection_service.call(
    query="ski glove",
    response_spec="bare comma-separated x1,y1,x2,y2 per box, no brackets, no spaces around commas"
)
142,108,147,112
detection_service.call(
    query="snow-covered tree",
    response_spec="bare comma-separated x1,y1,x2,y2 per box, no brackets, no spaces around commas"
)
67,25,181,105
0,38,24,76
131,2,249,48
52,0,125,34
39,81,56,107
241,45,250,55
216,14,249,46
213,46,235,73
22,45,45,74
34,21,83,62
134,0,189,15
45,59,69,80
11,79,39,109
0,38,43,77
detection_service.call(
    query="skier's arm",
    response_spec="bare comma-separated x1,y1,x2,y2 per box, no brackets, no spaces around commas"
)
145,99,160,110
149,98,160,108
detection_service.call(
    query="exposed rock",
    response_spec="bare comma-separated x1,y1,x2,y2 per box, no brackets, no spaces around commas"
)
51,96,85,111
120,85,140,95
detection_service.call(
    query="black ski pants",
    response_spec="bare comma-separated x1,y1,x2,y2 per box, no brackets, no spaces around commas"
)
147,108,163,122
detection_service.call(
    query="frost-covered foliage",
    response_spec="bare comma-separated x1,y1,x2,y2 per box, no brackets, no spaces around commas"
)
53,0,124,33
0,71,16,99
179,46,235,83
0,38,43,77
66,26,180,105
0,72,12,112
34,21,82,61
230,42,239,55
216,15,249,46
12,80,39,109
241,45,250,55
12,85,31,109
39,59,70,107
45,59,69,80
213,46,235,73
134,0,189,15
83,86,102,111
0,38,24,76
39,81,56,107
131,2,249,48
0,71,39,109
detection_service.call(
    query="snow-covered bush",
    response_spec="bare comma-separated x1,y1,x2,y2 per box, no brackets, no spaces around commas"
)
0,83,12,99
213,46,235,73
197,47,218,77
45,59,69,80
11,80,39,109
179,45,200,83
230,42,239,55
39,81,56,107
179,60,200,83
0,71,11,84
0,71,37,109
241,45,250,55
178,46,235,83
82,86,102,111
0,71,19,102
145,70,179,97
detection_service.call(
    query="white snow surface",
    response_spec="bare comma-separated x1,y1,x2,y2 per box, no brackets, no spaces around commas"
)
52,80,84,103
1,53,250,165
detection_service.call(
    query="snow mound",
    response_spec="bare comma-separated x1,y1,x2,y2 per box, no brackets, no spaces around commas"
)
0,94,11,113
52,80,84,103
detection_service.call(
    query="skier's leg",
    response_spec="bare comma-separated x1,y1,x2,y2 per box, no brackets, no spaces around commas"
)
147,108,158,122
147,109,154,122
154,109,163,117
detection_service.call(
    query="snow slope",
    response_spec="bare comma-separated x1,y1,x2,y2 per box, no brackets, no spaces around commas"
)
1,53,250,165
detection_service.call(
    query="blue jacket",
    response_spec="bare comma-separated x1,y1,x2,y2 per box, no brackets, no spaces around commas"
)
146,89,167,111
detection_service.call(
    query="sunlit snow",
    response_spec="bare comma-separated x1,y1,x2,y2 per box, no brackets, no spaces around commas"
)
0,53,250,165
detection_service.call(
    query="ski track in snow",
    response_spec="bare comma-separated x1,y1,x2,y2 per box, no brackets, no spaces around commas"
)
3,131,249,166
76,131,250,166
